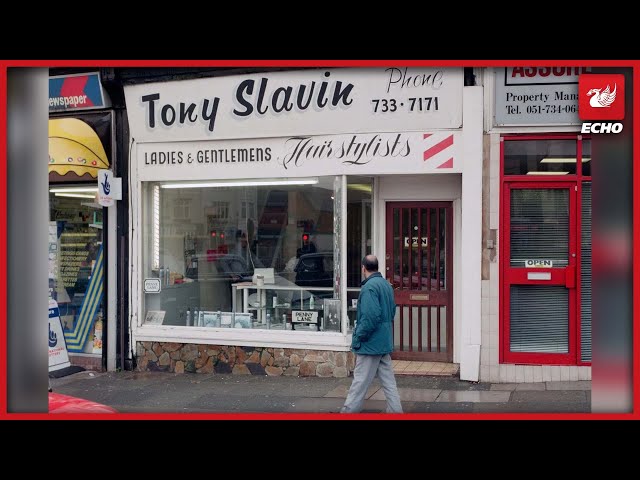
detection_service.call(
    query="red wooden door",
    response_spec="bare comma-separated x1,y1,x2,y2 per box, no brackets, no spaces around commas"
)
385,202,453,362
502,182,578,364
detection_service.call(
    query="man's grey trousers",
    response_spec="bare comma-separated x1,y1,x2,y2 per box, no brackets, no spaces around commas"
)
341,353,403,413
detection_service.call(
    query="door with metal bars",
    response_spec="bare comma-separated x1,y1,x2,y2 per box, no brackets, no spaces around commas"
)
385,202,453,362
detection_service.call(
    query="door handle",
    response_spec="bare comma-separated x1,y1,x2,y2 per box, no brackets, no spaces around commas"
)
565,265,576,289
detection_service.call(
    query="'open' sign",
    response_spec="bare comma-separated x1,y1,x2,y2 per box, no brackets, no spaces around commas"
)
525,259,553,268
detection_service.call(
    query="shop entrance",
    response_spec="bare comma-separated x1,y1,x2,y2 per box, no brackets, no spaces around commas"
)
502,182,578,364
385,202,453,362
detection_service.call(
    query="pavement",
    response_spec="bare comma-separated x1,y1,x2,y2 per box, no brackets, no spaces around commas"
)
50,370,591,414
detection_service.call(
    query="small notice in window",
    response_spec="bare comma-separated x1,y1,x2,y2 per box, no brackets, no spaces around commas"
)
292,311,318,324
525,259,553,268
404,237,427,248
144,278,161,293
145,310,166,325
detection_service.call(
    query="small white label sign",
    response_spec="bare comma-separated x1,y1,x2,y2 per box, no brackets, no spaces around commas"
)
292,310,318,323
404,237,427,248
144,278,161,293
525,259,553,268
528,272,552,280
97,169,115,207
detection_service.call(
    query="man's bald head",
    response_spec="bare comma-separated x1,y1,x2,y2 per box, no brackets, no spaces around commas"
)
362,255,379,273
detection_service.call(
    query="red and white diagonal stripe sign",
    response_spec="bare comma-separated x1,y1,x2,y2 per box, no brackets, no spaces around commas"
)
423,133,455,169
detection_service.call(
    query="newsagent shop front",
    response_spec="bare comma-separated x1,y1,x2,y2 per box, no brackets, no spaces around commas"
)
124,68,483,380
48,72,117,372
479,67,592,383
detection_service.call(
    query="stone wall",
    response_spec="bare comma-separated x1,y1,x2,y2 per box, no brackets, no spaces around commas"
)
136,342,355,377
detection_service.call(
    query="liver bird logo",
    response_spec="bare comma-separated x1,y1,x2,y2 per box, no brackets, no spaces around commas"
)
587,84,617,108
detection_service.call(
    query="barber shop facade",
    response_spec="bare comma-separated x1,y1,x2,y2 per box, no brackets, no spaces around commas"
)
124,68,485,380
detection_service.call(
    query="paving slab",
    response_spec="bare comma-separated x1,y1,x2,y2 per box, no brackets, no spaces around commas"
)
545,381,591,391
436,390,512,403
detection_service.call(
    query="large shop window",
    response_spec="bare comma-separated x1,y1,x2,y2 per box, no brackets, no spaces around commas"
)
142,176,350,332
501,135,591,365
49,189,104,355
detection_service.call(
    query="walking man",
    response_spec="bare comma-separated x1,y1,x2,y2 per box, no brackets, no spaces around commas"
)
341,255,403,413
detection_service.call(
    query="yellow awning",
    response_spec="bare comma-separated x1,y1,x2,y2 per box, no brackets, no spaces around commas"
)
49,118,109,178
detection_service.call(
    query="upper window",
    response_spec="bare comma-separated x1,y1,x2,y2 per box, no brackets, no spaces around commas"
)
504,139,577,176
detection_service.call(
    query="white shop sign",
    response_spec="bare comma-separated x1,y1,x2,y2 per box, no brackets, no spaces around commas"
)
292,311,318,323
135,130,462,181
494,67,590,126
124,68,463,143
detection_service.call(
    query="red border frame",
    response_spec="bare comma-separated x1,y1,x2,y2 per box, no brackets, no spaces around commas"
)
0,60,636,420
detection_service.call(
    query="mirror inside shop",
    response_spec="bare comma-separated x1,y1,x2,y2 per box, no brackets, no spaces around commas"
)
142,176,372,333
49,188,104,356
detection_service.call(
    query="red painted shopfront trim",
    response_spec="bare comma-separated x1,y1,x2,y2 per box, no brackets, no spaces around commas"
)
500,134,591,367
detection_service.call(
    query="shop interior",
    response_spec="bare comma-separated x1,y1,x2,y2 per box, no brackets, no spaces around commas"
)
142,176,372,332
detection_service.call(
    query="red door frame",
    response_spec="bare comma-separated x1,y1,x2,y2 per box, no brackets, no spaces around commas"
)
499,134,592,366
501,181,577,365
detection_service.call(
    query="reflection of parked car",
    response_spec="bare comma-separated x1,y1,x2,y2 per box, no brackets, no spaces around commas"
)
212,254,254,282
190,254,254,283
295,252,334,288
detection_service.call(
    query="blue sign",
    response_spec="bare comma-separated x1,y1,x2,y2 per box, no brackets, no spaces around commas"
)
49,72,108,111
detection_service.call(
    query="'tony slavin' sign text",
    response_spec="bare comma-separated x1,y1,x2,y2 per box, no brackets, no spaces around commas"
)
124,68,463,142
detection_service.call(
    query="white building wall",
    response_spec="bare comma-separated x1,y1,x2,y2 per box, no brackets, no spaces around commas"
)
373,86,484,378
459,86,483,382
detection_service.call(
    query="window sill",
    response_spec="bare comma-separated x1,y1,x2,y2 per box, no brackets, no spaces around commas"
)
134,324,351,351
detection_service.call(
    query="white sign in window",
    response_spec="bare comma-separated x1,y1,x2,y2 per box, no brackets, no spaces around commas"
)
525,259,553,268
292,310,318,323
144,278,161,293
404,237,428,247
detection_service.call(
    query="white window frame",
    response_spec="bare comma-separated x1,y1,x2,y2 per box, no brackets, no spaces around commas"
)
130,170,362,351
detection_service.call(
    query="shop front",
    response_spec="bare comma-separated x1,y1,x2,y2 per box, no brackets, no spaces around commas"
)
124,68,483,379
480,67,592,382
48,72,116,371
